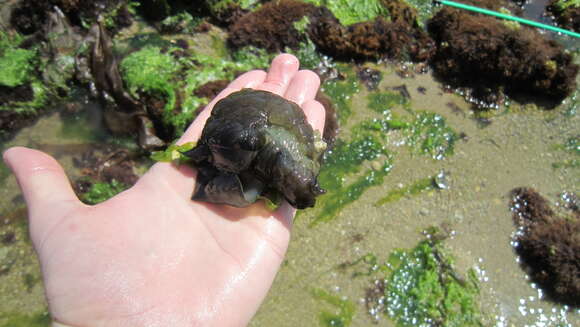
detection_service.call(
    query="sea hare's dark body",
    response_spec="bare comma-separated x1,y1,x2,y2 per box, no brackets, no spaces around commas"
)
186,89,326,209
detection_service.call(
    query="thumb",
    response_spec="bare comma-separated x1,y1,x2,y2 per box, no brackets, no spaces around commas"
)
3,147,82,241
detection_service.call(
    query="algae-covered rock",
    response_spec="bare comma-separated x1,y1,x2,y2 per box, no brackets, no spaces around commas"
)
510,187,580,306
228,0,317,53
228,0,434,62
186,89,326,209
0,29,48,139
428,6,579,103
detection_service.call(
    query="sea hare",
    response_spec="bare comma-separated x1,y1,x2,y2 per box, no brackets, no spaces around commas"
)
185,89,326,209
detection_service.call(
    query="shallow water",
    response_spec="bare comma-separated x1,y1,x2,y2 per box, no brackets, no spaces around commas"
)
248,68,579,326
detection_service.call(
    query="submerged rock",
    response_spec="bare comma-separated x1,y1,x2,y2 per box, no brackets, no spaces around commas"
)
186,89,326,209
510,187,580,306
428,6,579,104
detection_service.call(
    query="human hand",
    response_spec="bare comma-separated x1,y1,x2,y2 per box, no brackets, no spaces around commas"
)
3,54,325,327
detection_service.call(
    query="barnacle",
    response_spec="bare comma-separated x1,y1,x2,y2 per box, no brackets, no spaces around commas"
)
186,89,326,209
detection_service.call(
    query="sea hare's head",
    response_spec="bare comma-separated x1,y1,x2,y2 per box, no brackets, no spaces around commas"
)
281,170,325,209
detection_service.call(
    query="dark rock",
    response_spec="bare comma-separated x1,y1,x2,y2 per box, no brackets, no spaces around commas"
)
357,67,382,91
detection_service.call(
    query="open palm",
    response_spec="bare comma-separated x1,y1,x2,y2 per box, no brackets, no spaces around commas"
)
3,54,325,327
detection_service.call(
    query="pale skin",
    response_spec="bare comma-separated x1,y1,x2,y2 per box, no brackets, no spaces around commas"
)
2,54,325,327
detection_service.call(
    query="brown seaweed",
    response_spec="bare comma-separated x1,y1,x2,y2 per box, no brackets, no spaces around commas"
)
510,187,580,306
428,6,579,104
89,22,165,150
186,89,326,209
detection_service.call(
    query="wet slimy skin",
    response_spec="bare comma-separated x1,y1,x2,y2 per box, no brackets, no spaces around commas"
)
186,89,326,209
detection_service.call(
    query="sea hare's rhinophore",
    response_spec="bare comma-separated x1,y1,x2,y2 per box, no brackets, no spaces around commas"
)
186,89,326,209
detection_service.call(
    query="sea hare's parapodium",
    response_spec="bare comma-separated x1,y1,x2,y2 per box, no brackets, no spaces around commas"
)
185,89,326,209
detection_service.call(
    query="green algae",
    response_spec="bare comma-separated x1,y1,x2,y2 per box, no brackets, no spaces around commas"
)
554,0,580,11
552,136,579,169
208,0,261,13
351,234,484,327
403,0,437,26
366,92,458,160
309,89,457,225
376,175,435,206
102,1,140,30
151,141,196,163
321,67,360,124
160,12,203,34
312,288,356,327
405,111,457,160
367,91,409,113
120,46,181,111
0,30,37,88
119,44,272,136
312,160,392,226
319,135,386,189
303,0,389,26
0,48,36,88
384,240,483,327
0,31,48,113
0,312,50,327
81,179,128,205
309,131,391,226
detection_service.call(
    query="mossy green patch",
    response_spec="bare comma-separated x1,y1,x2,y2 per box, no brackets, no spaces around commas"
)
351,235,484,326
366,92,458,160
376,175,435,206
384,240,483,327
403,0,438,26
367,91,409,113
151,141,196,163
208,0,261,14
552,136,579,169
120,45,273,137
303,0,389,26
81,179,128,205
0,30,37,88
120,46,181,111
310,131,391,226
312,288,356,327
0,48,37,88
554,0,580,11
312,161,392,226
0,312,51,327
321,67,360,124
404,111,457,160
319,135,386,190
160,11,203,34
